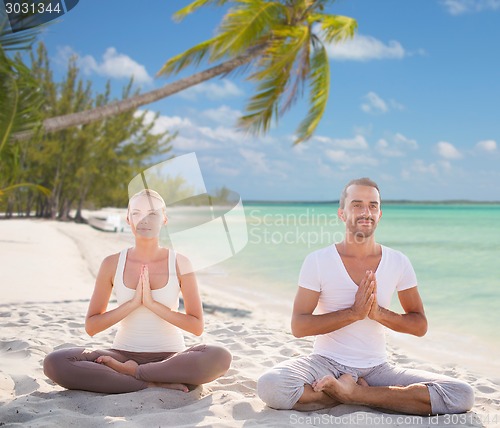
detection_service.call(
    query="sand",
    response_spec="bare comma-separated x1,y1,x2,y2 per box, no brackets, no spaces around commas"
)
0,219,499,427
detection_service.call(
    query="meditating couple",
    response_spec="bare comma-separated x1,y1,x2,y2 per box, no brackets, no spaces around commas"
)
44,178,474,415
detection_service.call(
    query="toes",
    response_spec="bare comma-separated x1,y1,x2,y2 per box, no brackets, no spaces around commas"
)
357,377,369,387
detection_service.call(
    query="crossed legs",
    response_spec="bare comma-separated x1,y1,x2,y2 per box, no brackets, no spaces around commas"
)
257,355,474,415
44,344,231,393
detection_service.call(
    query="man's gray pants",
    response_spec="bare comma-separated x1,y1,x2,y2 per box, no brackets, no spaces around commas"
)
257,354,474,414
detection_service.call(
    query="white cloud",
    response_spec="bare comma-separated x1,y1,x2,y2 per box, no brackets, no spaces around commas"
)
201,105,241,125
377,133,418,157
394,133,418,149
402,160,438,179
436,141,463,159
136,110,193,133
361,92,404,114
314,135,369,150
377,139,402,157
402,159,454,180
389,99,405,111
327,34,406,61
361,92,388,114
178,79,244,100
239,148,269,173
238,148,288,178
199,156,240,176
74,47,153,84
135,109,249,151
475,139,497,152
197,125,244,143
325,150,379,169
442,0,500,15
174,136,216,150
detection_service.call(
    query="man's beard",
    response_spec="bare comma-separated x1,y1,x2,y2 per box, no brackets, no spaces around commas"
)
347,217,377,241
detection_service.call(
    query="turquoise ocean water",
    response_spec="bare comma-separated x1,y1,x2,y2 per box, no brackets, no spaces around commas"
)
213,202,500,355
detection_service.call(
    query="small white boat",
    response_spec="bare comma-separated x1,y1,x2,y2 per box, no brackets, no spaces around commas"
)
88,213,124,232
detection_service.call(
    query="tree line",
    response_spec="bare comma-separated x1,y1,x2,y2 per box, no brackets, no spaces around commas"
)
2,0,360,219
0,42,173,220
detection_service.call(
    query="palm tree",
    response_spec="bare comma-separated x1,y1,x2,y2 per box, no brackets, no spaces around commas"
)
18,0,357,144
0,16,50,204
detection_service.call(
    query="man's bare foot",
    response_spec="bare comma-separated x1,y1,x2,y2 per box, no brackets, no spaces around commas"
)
95,356,138,377
357,377,369,387
292,384,340,411
149,382,189,393
312,373,359,403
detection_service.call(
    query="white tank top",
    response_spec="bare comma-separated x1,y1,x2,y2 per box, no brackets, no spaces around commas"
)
112,248,186,352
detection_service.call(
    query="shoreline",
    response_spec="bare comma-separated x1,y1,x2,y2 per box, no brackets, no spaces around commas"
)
0,219,498,427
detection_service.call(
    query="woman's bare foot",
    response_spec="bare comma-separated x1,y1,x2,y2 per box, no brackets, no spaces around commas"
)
95,356,189,392
149,382,189,393
95,356,138,377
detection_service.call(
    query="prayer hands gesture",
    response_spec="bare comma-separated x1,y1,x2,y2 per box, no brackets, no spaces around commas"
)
131,265,155,310
352,270,380,321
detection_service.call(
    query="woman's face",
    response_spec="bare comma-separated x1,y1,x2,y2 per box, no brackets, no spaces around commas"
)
128,194,166,238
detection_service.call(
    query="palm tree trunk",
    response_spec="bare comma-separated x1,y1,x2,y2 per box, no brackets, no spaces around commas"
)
13,47,264,140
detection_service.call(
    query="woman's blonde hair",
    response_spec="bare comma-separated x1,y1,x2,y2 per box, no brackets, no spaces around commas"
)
129,189,166,207
127,189,167,220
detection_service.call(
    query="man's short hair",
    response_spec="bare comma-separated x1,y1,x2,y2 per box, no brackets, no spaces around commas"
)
339,178,380,209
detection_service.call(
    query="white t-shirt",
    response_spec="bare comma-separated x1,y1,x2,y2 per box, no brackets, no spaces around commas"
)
298,244,417,368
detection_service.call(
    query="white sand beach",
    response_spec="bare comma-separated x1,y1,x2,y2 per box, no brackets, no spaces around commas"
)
0,219,499,427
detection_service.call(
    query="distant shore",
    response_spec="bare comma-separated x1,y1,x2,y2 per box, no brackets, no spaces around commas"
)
243,200,500,205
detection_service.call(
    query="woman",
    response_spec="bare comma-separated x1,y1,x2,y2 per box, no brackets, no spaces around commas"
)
43,189,232,393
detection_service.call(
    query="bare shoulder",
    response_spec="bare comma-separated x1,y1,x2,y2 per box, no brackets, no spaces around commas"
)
98,252,121,279
174,251,194,277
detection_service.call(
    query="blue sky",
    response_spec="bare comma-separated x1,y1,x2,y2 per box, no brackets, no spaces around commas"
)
16,0,500,200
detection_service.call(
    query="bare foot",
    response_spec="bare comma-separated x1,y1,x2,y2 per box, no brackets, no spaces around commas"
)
313,373,358,403
95,356,138,377
292,384,340,411
357,377,369,387
149,382,189,393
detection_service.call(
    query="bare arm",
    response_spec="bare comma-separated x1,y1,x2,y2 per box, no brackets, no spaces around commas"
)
369,286,428,337
142,254,204,336
85,255,142,337
291,271,376,338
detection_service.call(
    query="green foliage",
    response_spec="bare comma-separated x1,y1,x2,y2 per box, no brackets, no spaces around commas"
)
173,0,232,22
0,42,174,219
161,0,357,143
0,17,47,206
294,42,329,145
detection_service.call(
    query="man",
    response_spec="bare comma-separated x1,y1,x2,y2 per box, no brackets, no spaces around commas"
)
257,178,474,415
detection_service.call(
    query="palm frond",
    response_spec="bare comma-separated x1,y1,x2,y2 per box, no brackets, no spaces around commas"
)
173,0,231,22
294,43,329,144
0,182,50,199
238,72,289,135
308,13,357,43
0,52,42,155
0,57,18,155
157,34,225,77
0,11,49,51
250,25,308,81
239,25,309,135
280,34,310,115
211,0,288,59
